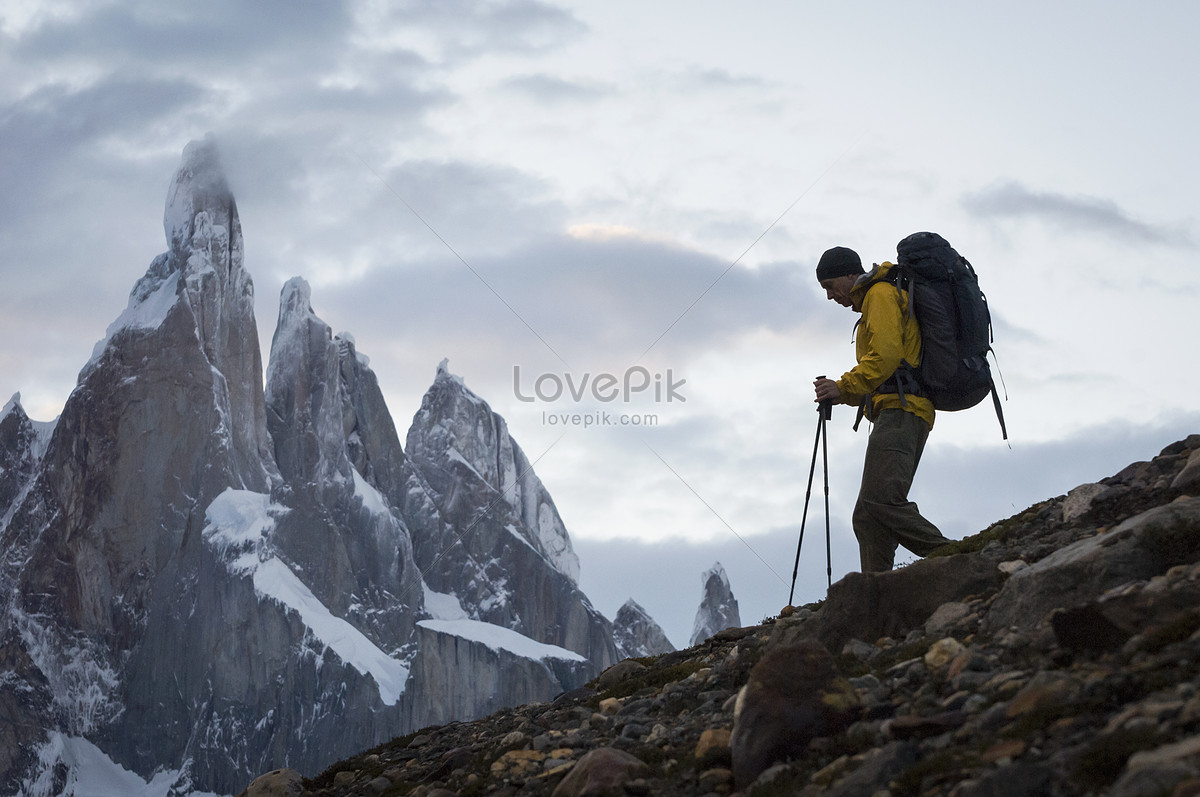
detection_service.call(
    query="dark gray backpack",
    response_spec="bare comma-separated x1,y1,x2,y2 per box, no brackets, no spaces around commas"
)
892,231,1006,438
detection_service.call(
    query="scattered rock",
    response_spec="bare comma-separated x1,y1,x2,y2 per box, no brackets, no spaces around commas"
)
694,728,732,769
595,658,647,691
924,637,966,670
1172,449,1200,493
925,601,972,636
550,747,648,797
1062,482,1111,522
237,768,303,797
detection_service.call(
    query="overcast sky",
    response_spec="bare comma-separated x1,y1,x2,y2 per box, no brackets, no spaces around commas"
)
3,1,1199,647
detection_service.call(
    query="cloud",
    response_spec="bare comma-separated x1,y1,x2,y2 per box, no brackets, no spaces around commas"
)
677,67,772,91
0,76,206,217
309,231,821,376
961,181,1192,247
366,0,587,60
11,0,356,73
499,73,610,103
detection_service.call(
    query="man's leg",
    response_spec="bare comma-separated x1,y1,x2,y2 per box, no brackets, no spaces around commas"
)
852,408,947,572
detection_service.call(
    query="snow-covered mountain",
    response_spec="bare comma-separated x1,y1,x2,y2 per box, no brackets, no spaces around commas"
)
404,361,615,669
0,139,614,796
613,599,676,659
689,562,742,646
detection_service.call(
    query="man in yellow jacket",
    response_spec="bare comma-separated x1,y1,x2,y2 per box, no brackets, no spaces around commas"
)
812,246,950,573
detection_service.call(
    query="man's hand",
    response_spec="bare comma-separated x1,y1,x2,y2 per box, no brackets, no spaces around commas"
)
814,377,841,404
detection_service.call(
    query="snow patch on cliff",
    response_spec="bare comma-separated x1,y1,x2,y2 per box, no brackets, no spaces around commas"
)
352,468,392,517
423,584,470,620
417,618,586,663
203,489,410,704
22,733,221,797
90,270,180,362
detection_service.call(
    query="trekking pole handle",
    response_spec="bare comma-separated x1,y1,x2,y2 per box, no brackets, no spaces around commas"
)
815,375,833,420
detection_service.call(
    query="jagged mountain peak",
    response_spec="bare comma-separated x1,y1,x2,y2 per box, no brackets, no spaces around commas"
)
0,393,53,461
704,561,730,585
266,275,354,491
278,274,314,317
690,561,741,646
164,135,237,259
408,360,581,585
613,598,676,659
0,393,45,522
85,137,274,491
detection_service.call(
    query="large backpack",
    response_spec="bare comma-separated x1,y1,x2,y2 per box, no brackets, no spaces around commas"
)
875,231,1007,439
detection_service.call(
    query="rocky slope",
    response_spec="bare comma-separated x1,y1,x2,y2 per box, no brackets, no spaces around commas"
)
245,433,1200,797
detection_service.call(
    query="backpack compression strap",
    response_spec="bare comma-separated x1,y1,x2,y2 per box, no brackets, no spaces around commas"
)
852,361,920,432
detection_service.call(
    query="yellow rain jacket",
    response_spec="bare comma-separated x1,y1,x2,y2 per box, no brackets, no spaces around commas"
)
835,261,935,429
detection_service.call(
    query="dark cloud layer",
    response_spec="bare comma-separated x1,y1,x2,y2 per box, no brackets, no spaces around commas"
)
0,76,205,220
313,233,819,372
499,73,611,103
962,181,1192,247
14,1,354,69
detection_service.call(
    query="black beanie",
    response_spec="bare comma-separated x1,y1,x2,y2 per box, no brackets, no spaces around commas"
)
815,246,864,281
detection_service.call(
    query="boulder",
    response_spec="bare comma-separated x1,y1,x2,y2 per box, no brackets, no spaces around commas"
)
236,768,303,797
987,497,1200,632
806,553,1002,650
550,747,648,797
730,640,859,788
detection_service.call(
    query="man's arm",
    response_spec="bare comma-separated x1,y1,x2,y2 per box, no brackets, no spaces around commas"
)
835,284,906,398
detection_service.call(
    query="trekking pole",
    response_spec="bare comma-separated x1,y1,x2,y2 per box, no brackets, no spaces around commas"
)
820,396,832,588
788,378,833,604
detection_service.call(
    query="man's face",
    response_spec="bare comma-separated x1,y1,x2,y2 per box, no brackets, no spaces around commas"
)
820,275,857,309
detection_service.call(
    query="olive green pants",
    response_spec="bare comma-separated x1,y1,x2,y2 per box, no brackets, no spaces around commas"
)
852,408,949,573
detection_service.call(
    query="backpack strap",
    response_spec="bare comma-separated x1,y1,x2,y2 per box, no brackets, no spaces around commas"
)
874,360,923,403
990,377,1008,441
986,347,1009,440
852,360,922,432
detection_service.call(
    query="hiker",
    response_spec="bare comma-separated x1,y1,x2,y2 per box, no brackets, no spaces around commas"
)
812,245,951,573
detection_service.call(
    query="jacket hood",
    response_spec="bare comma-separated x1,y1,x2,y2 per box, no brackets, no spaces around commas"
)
849,260,897,304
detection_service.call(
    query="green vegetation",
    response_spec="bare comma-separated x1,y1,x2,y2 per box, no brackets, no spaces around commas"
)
593,659,711,701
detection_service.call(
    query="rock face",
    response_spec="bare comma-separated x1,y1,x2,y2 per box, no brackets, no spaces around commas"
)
0,395,51,519
264,277,423,650
689,562,741,646
613,599,676,659
0,140,613,796
404,362,616,671
404,621,593,729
